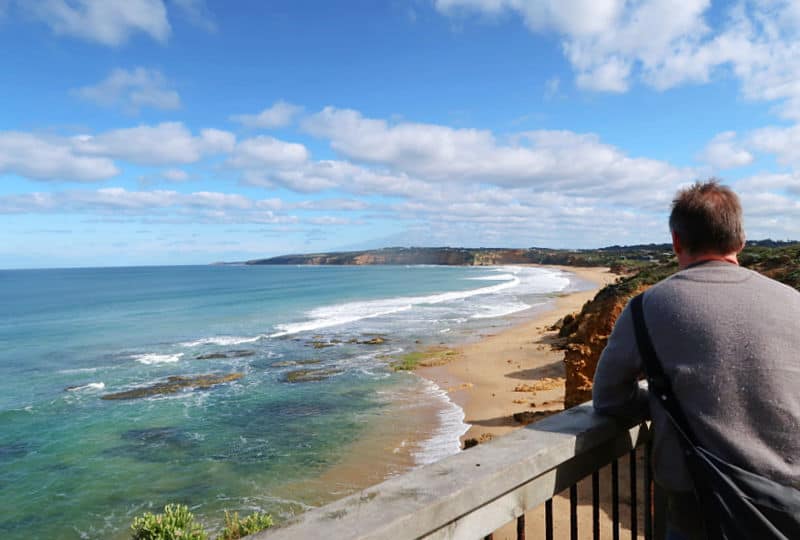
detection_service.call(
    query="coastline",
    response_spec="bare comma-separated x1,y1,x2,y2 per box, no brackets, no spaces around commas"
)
278,265,616,520
416,265,617,446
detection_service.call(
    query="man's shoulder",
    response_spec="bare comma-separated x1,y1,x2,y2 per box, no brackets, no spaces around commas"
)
646,263,799,299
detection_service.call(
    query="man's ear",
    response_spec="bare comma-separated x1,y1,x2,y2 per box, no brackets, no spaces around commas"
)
671,231,682,255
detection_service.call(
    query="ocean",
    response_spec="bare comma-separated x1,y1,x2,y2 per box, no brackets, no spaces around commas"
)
0,264,580,539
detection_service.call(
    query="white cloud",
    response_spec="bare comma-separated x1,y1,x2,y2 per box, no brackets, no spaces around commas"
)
302,106,690,194
748,124,800,166
0,188,298,224
230,101,303,129
435,0,800,121
543,76,560,99
171,0,216,32
161,168,188,181
73,122,235,166
0,132,118,182
74,67,180,112
26,0,171,46
434,0,622,36
699,131,754,169
229,135,309,169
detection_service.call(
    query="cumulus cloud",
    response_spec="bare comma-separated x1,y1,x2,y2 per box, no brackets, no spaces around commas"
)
73,122,235,166
73,67,180,112
0,132,118,182
228,135,309,168
25,0,171,46
302,106,690,195
748,124,800,166
230,101,304,129
699,131,754,170
435,0,800,121
0,188,298,224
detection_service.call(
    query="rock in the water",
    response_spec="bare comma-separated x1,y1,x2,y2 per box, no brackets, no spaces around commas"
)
270,359,321,368
310,341,335,349
196,352,228,360
229,350,255,357
283,368,343,383
360,336,387,345
101,373,243,400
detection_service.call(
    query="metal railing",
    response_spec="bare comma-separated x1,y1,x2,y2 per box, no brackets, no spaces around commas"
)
253,401,660,539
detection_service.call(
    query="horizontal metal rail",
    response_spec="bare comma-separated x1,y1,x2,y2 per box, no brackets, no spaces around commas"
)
252,402,652,540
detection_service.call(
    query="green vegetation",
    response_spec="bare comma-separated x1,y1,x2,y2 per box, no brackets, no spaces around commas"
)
391,351,426,371
391,348,458,371
129,505,273,540
217,511,274,540
130,504,208,540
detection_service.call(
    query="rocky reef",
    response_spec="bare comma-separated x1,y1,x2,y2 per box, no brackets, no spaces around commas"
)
102,373,243,400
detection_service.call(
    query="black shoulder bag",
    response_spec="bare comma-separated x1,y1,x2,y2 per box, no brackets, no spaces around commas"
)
629,293,800,540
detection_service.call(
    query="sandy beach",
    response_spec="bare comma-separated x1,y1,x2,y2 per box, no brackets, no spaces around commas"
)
278,265,644,538
417,265,617,446
415,265,647,539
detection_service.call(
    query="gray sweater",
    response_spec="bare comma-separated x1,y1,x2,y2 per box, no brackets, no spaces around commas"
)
593,260,800,492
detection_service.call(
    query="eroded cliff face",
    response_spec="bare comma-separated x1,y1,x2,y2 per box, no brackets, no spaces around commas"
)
561,284,647,408
560,263,678,408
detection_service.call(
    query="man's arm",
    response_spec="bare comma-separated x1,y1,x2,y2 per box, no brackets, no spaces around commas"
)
592,302,648,417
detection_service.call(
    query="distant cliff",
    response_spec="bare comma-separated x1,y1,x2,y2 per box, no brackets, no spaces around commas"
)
244,245,674,268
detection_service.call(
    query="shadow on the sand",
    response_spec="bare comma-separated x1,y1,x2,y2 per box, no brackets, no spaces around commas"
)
505,360,563,381
466,415,519,428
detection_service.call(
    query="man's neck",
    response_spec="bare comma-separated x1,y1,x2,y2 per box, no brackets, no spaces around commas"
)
679,252,739,270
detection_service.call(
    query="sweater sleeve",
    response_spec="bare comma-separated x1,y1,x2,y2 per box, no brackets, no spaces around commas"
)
592,302,648,417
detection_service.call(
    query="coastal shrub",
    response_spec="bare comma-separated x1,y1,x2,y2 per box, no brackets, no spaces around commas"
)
130,504,208,540
217,511,274,540
129,505,273,540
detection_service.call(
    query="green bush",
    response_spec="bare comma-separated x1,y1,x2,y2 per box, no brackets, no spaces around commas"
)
130,504,208,540
129,504,273,540
217,511,274,540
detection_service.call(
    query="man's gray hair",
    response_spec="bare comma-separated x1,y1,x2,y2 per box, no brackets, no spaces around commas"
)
669,179,745,255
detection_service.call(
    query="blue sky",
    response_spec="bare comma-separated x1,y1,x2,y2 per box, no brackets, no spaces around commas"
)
2,0,800,268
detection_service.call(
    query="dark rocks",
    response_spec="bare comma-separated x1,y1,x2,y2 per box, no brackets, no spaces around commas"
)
196,352,228,360
101,373,243,400
195,350,254,359
360,336,387,345
270,359,321,368
283,368,343,383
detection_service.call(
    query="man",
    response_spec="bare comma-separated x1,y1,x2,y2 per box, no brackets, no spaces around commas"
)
592,180,800,539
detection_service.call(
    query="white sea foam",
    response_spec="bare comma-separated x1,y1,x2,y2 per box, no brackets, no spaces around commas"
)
132,353,183,365
57,367,103,374
466,273,516,281
470,301,532,319
66,382,105,392
180,335,263,347
412,377,470,466
270,276,521,337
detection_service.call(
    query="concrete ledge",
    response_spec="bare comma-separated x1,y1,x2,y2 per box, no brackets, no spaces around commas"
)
252,402,651,540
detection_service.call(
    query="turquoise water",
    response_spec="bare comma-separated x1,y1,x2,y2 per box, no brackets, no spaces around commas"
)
0,264,573,539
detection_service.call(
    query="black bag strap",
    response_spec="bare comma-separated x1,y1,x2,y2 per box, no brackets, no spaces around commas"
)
629,293,698,447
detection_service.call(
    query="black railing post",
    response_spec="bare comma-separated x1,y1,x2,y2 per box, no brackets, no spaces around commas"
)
630,449,638,540
612,458,620,540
